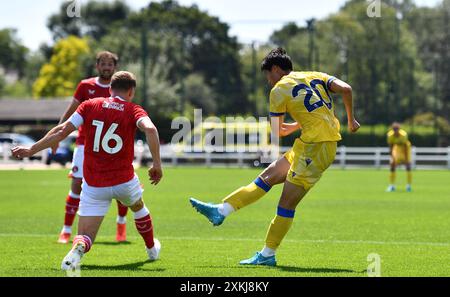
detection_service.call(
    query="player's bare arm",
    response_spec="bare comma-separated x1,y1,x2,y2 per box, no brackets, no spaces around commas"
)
270,115,301,137
12,121,77,159
138,117,163,185
329,78,360,133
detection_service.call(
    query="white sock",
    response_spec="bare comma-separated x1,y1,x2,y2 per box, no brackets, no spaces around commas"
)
62,226,72,234
117,216,127,224
261,246,275,257
218,203,235,217
68,191,80,199
133,206,150,220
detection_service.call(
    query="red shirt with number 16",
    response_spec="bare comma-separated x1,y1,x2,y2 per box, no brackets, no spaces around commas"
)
70,96,149,187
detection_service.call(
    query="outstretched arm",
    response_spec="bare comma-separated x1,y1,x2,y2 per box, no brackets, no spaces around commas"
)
329,78,360,133
12,121,77,159
138,117,163,185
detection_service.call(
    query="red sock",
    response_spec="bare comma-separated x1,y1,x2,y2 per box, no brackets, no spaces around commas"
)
64,195,80,228
117,201,128,218
73,235,92,253
135,214,154,249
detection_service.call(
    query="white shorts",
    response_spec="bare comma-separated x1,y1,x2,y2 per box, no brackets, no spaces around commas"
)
78,174,144,217
69,145,84,179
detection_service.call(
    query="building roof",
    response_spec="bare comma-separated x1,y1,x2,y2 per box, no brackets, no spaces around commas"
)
0,99,71,123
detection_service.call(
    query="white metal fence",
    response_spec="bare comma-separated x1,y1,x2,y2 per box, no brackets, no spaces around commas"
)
137,144,450,169
2,142,450,169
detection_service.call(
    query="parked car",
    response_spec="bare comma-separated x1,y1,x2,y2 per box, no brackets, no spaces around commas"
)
46,132,77,166
0,133,39,160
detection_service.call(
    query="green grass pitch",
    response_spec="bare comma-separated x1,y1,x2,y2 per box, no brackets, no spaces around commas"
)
0,167,449,277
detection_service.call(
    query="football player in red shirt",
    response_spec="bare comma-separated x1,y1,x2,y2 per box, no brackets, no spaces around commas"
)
54,51,131,244
12,71,163,269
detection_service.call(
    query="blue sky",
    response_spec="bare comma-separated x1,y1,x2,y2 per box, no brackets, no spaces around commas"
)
0,0,442,50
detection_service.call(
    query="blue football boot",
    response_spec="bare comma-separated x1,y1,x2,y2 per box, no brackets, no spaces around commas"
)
189,198,225,226
239,252,276,267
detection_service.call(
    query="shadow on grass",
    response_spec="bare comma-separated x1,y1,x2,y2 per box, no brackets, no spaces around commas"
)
83,261,165,272
197,265,360,274
276,265,359,274
93,241,133,246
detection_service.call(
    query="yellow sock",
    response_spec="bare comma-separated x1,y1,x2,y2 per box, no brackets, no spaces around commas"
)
265,208,295,250
407,171,412,185
390,172,396,184
223,177,271,210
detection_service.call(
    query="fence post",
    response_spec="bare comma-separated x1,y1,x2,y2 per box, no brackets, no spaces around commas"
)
447,147,450,170
206,152,211,167
375,148,381,169
340,146,346,169
411,146,417,170
2,143,9,162
238,152,244,168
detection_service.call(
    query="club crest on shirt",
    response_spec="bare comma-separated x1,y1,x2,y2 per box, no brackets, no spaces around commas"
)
72,166,79,173
306,158,312,166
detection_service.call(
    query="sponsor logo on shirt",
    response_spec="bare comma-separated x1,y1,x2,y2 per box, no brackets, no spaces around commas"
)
102,101,124,111
88,90,95,95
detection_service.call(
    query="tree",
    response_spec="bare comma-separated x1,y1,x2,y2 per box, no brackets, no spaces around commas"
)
240,43,274,116
47,0,130,41
46,0,248,115
0,28,28,77
33,36,90,98
268,0,430,125
126,0,248,115
405,0,450,122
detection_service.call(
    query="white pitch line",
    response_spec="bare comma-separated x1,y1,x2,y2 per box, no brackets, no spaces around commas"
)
0,233,448,247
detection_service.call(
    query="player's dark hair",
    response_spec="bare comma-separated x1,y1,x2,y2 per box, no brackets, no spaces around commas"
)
96,51,119,66
261,47,293,72
111,71,136,91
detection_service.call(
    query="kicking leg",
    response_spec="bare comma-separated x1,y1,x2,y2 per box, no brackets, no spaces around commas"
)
189,156,290,226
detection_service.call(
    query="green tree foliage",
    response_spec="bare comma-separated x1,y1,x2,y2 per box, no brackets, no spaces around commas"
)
0,29,28,77
240,43,274,116
33,36,90,98
47,0,130,41
183,73,217,115
46,0,248,116
0,75,5,97
405,0,450,121
269,0,431,126
124,0,247,114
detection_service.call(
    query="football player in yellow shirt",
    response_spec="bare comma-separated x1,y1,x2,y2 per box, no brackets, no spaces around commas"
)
190,48,360,266
386,122,412,192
